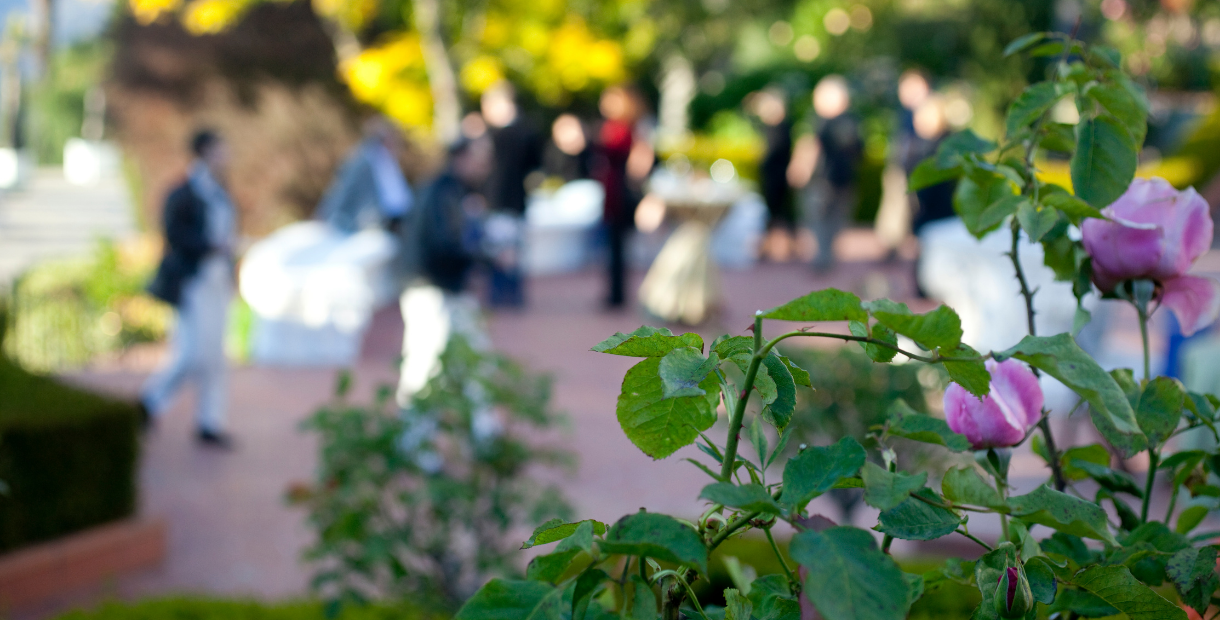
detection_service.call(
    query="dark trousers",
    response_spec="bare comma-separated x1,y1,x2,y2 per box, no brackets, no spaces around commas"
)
606,223,630,307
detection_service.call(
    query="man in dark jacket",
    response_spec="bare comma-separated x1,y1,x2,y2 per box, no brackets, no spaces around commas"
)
481,82,542,308
143,129,236,448
396,136,493,405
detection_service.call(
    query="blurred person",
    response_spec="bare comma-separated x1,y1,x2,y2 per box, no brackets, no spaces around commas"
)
542,113,591,183
142,129,237,448
793,75,863,272
396,136,494,405
593,85,652,309
317,115,414,236
749,88,795,262
481,81,542,308
874,70,933,258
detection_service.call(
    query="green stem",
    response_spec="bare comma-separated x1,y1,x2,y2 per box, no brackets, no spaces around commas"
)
956,528,994,551
1141,449,1159,524
1138,308,1151,380
882,460,897,554
765,529,797,593
764,331,986,364
709,511,758,551
1166,482,1180,524
997,473,1010,542
720,315,765,482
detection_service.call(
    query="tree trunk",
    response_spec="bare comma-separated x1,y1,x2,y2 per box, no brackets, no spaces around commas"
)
413,0,461,144
656,52,695,148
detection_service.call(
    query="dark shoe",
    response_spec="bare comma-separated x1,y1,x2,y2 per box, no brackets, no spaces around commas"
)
137,400,153,433
196,428,235,450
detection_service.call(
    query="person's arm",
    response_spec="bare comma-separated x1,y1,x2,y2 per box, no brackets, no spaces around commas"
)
787,134,820,188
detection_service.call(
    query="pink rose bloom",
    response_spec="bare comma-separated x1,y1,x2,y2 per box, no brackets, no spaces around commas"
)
1081,177,1220,336
944,359,1043,450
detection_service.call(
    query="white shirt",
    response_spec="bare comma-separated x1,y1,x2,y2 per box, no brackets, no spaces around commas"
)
189,162,236,254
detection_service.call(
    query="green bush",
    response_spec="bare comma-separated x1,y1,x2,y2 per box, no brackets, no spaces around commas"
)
53,598,441,620
0,354,139,552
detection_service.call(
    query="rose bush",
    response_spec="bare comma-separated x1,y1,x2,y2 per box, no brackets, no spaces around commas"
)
452,32,1220,620
1082,177,1220,335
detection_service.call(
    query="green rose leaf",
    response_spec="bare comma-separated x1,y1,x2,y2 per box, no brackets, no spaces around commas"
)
953,170,1016,239
848,320,899,363
699,482,783,515
760,288,868,322
861,461,928,512
876,488,962,541
1087,82,1148,147
1056,443,1110,481
526,521,595,582
1071,116,1138,209
456,579,564,620
1068,459,1143,497
1007,485,1116,544
1005,81,1061,136
1042,191,1104,224
1025,557,1058,604
1168,545,1220,616
936,130,998,168
572,569,610,620
628,575,655,620
790,526,910,620
941,466,1004,509
1072,565,1188,620
1017,199,1060,242
782,437,867,511
599,512,708,575
1176,505,1208,534
778,353,811,387
1136,376,1185,447
940,342,990,398
1003,32,1047,56
869,304,963,351
617,356,721,459
760,353,797,430
997,334,1145,457
888,403,972,452
725,588,753,620
1046,588,1119,618
658,348,720,399
592,326,704,357
522,518,608,549
908,158,961,192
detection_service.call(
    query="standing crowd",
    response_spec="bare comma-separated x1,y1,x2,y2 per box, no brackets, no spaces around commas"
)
138,72,957,447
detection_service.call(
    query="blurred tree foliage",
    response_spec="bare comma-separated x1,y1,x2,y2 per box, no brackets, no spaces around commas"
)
29,40,111,164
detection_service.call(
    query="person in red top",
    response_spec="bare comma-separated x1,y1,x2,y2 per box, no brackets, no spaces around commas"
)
593,85,652,308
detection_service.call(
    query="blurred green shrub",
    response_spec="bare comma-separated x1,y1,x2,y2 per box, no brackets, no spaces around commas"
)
53,598,441,620
4,238,171,371
297,336,573,611
0,354,138,552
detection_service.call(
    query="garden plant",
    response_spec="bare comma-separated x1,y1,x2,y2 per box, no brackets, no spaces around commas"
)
454,32,1220,620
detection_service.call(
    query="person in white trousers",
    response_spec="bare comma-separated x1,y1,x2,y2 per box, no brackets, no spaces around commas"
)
396,136,493,406
142,130,237,448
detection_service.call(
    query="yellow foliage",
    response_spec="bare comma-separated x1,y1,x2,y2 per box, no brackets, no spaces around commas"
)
1037,157,1204,194
183,0,249,34
311,0,376,32
128,0,183,24
460,55,506,94
341,34,434,130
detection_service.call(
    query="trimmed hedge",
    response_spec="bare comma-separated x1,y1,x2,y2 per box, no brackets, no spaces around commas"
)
0,352,140,552
54,598,442,620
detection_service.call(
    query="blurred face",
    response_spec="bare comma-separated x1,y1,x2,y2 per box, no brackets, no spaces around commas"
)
753,91,786,126
552,114,586,155
454,137,493,186
913,98,948,140
481,87,518,128
898,71,930,110
813,77,850,119
202,139,230,177
599,88,630,122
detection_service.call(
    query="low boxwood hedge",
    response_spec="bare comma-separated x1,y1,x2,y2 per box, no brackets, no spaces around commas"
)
0,307,140,552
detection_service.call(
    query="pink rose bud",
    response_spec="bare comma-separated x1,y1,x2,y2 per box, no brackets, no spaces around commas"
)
944,359,1043,450
1081,177,1220,335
